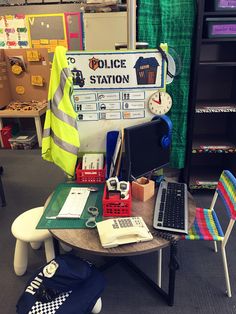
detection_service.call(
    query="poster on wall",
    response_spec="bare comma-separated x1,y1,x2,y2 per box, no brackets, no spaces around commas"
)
67,50,165,91
26,14,67,58
0,15,29,49
66,48,168,151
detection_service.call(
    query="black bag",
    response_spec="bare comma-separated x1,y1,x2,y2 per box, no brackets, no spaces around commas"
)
16,254,105,314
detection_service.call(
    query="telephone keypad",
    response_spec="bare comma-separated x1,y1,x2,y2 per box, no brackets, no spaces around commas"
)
112,221,119,229
118,218,133,228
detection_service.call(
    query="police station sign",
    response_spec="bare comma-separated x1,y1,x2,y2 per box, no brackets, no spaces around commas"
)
66,50,166,91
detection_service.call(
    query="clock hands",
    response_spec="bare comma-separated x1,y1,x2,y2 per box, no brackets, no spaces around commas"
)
152,94,162,105
152,99,161,104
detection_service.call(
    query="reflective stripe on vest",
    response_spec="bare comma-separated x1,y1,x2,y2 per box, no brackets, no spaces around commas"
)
43,128,78,156
43,66,78,156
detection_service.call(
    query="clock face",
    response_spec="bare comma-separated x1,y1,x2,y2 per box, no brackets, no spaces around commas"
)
148,91,172,115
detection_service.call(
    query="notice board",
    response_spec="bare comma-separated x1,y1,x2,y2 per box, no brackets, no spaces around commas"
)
0,14,29,49
26,14,67,56
66,47,167,152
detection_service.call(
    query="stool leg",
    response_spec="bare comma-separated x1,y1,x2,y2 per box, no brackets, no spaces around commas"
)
14,239,28,276
30,241,42,250
91,298,102,314
44,237,55,262
60,242,72,252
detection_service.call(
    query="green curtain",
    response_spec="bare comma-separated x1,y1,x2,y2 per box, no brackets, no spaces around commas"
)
137,0,196,169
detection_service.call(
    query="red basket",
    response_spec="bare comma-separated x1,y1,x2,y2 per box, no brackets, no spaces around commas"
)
102,185,132,217
76,162,106,184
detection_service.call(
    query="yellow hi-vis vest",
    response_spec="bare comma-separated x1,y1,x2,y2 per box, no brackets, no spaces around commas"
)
42,46,80,177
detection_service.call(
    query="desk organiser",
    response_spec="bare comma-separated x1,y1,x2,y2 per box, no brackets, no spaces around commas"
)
102,186,131,217
131,177,155,202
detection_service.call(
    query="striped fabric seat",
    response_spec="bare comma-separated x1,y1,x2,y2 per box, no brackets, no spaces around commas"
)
184,208,224,241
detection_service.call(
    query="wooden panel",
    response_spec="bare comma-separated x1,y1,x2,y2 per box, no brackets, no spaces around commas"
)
0,50,11,109
3,48,50,103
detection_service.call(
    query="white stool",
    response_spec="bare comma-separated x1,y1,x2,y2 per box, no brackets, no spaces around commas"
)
92,297,102,314
11,206,55,276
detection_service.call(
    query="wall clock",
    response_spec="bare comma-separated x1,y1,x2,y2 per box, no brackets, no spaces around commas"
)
148,91,172,115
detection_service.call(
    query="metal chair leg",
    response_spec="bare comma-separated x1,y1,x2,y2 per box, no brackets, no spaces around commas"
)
221,244,232,297
213,241,218,253
0,174,6,207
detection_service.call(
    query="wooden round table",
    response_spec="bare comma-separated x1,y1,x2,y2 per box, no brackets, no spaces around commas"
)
50,192,196,256
49,191,196,306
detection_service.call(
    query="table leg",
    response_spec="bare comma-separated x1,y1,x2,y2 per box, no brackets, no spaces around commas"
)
0,118,3,147
157,249,162,287
167,242,179,306
122,243,179,306
34,117,43,148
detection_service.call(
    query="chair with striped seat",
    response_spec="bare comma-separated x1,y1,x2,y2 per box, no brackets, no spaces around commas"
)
183,170,236,297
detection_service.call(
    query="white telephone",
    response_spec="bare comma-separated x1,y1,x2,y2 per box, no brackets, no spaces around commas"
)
96,217,153,248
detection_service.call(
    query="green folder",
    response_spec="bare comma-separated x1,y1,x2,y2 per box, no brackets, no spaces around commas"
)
36,182,104,229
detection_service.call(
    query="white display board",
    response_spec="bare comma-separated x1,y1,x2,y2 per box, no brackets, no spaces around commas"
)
66,48,167,152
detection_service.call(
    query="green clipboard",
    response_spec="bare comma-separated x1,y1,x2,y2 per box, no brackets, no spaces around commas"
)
36,182,104,229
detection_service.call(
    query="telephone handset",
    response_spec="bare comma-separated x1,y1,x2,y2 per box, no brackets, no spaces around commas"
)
96,217,153,248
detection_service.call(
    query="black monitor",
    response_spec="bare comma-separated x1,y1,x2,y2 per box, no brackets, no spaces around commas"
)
123,118,171,180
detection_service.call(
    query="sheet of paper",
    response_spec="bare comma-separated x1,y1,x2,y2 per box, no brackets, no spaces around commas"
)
57,188,90,218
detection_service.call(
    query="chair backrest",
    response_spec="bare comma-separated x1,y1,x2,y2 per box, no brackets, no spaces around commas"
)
216,170,236,220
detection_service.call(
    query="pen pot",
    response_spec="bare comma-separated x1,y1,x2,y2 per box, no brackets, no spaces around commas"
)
132,177,155,202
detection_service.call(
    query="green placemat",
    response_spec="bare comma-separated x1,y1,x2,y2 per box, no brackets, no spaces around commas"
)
37,182,105,229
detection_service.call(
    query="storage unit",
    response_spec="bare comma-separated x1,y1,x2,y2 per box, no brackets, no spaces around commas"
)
184,0,236,190
9,132,37,150
83,12,127,50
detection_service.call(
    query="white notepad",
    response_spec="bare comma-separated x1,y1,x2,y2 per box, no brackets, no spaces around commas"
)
57,188,90,219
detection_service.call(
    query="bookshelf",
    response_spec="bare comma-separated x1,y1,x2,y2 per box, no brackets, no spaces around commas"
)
184,0,236,190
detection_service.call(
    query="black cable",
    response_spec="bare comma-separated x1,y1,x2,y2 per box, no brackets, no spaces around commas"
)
151,230,179,271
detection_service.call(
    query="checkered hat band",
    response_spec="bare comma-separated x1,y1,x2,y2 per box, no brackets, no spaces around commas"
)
29,291,72,314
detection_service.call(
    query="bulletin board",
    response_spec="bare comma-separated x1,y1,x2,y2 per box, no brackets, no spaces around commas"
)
0,48,50,107
0,14,29,49
26,14,67,55
66,47,168,152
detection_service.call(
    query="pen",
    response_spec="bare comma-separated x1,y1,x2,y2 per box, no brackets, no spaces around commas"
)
46,216,58,220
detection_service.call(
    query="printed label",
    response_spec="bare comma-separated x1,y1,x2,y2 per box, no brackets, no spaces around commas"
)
77,113,98,121
97,92,120,101
212,24,236,35
218,0,236,8
100,112,121,120
74,93,96,103
123,110,145,119
98,102,121,110
122,101,145,110
76,103,97,111
122,91,145,100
